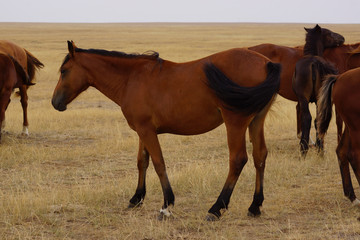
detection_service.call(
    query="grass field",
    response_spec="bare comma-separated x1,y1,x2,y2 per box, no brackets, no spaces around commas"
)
0,22,360,239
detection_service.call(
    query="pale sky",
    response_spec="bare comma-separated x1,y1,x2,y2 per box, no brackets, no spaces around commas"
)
1,0,360,23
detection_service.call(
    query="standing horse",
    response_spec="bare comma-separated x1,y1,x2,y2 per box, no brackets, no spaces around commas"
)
0,52,32,142
52,41,281,220
250,40,360,147
0,40,44,136
317,67,360,207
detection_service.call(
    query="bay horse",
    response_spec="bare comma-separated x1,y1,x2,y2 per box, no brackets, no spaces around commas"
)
0,52,33,142
317,67,360,207
0,40,44,136
250,41,360,147
52,41,281,220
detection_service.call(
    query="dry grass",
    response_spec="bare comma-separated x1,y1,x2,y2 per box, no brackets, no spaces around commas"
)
0,22,360,239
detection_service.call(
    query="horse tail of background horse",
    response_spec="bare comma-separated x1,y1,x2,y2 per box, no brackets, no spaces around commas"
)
204,61,281,114
25,49,44,84
317,74,338,138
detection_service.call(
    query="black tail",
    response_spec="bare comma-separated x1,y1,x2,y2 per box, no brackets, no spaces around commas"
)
204,61,281,115
317,74,337,138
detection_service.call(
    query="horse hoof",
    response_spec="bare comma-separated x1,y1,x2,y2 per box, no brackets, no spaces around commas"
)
157,207,172,221
247,210,261,217
127,201,143,209
205,213,220,221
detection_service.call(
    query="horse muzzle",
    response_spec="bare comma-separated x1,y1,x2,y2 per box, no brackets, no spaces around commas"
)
51,94,67,112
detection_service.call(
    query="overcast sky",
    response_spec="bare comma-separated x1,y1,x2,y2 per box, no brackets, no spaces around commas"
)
1,0,360,23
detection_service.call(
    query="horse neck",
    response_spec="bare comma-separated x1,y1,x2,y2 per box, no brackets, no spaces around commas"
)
84,55,148,106
303,40,324,56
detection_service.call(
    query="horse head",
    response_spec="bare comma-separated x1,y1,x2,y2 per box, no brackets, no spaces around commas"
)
304,24,345,55
52,41,90,111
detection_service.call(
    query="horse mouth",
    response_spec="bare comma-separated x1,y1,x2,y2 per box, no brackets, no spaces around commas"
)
52,99,67,112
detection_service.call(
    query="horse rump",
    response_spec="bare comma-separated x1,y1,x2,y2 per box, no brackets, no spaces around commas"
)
204,61,281,115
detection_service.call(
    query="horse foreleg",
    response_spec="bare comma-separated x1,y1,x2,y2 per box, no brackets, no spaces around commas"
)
19,86,29,136
136,126,174,220
299,99,312,157
128,139,150,208
336,127,358,205
207,115,248,221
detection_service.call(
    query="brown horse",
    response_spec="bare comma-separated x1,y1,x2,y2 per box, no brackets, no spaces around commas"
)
317,67,360,207
0,52,32,141
52,41,281,220
250,41,360,146
0,40,43,136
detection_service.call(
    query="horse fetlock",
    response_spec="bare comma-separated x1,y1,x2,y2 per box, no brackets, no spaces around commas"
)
21,126,29,136
351,198,360,207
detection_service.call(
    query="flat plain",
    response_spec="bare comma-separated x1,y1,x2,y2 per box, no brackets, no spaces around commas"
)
0,22,360,239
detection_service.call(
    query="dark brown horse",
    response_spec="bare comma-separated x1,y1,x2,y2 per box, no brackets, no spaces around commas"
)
317,67,360,207
0,40,43,136
293,25,343,156
0,52,32,141
52,41,281,220
250,41,360,146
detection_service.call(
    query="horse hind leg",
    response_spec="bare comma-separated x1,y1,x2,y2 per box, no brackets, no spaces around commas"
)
207,113,249,221
299,98,312,157
247,100,273,217
19,86,29,136
336,127,358,205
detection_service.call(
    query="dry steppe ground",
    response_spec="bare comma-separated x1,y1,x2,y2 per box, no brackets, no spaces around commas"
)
0,23,360,239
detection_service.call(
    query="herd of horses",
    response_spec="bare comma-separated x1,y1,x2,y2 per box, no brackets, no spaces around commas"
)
2,25,360,221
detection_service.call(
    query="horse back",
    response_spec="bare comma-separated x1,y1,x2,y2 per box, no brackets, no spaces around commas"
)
0,40,27,71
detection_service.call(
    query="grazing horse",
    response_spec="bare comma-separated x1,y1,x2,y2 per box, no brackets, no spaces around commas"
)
317,68,360,207
250,41,360,147
0,40,44,136
52,41,281,220
0,52,32,142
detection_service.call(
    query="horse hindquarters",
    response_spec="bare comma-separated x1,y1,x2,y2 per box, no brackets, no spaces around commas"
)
0,55,18,142
205,62,281,220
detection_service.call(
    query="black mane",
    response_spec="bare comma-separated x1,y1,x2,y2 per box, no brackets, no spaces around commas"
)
61,48,161,67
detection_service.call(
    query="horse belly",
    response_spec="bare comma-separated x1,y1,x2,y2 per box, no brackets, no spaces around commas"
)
156,105,223,135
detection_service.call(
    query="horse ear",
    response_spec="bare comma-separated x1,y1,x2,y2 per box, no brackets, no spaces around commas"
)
314,24,321,31
67,40,76,58
304,27,310,32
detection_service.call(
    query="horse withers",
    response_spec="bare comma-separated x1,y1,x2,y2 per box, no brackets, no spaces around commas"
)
317,67,360,207
292,25,344,156
52,41,281,220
